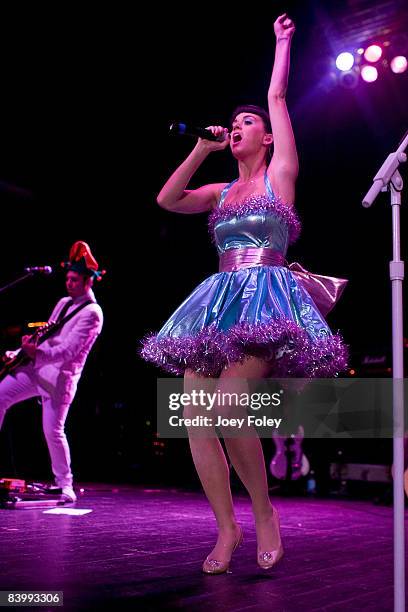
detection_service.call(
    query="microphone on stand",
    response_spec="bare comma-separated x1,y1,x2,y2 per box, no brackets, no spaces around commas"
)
24,266,53,274
169,122,228,142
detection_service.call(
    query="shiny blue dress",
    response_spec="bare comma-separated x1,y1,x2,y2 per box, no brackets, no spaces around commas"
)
141,174,348,377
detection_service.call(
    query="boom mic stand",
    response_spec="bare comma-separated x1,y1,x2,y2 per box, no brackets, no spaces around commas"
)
362,129,407,612
0,272,37,294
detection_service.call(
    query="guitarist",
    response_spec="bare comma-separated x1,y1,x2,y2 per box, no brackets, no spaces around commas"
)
0,241,104,502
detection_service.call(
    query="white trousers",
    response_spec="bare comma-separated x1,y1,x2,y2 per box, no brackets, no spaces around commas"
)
0,364,74,488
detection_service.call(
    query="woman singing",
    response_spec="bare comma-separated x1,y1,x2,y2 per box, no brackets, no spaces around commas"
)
141,14,348,573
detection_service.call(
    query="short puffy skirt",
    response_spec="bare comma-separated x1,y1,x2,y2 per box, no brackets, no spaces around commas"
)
140,264,348,378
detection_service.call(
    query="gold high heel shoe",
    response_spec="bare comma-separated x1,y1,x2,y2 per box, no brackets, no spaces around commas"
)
257,507,284,570
202,525,244,574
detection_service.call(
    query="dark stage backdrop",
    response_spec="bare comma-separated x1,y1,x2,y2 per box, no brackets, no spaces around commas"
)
0,2,406,487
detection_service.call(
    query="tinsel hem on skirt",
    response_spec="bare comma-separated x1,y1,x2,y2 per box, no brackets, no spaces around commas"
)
140,266,348,378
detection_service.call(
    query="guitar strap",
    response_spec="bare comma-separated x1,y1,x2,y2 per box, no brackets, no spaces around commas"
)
56,300,74,322
38,299,94,345
0,299,96,381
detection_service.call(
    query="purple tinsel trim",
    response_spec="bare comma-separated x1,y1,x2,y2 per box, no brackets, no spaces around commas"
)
140,319,348,378
208,194,301,245
140,326,244,377
230,320,348,378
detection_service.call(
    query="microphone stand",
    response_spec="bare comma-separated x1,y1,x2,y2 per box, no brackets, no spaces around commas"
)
362,129,408,612
0,272,35,294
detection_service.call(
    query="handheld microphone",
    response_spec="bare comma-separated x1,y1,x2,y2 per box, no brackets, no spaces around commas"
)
169,122,227,142
25,266,53,274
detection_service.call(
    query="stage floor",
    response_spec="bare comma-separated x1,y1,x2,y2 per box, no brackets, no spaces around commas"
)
0,484,406,611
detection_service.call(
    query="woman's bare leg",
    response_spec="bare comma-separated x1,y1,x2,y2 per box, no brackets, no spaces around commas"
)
218,357,282,555
184,369,241,563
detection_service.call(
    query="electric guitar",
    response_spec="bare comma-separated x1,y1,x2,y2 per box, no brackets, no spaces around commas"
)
0,322,53,382
0,299,92,382
270,425,310,480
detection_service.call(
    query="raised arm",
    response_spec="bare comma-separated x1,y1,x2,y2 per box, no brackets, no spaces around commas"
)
157,126,229,214
267,13,299,206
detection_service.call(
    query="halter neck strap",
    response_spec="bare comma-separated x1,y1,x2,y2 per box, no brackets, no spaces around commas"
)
218,179,238,207
264,171,276,200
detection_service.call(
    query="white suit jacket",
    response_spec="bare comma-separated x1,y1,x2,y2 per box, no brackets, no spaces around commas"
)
33,289,103,400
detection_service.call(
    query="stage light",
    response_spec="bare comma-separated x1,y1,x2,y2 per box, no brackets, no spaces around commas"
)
364,44,382,62
332,29,408,89
336,52,354,71
339,69,359,89
361,65,378,82
390,55,407,74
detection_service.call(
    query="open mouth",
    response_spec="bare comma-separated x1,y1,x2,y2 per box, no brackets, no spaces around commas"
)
232,133,242,144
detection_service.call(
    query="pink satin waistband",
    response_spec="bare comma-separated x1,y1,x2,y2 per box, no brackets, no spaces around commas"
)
219,248,285,272
218,247,349,317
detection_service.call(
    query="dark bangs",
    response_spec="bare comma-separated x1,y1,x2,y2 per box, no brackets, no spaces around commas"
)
230,105,272,133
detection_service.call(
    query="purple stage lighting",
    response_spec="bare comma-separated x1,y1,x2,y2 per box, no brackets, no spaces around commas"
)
361,65,378,83
335,52,354,71
390,55,408,74
364,45,383,63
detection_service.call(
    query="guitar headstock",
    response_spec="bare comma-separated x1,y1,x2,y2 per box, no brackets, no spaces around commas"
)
27,321,51,339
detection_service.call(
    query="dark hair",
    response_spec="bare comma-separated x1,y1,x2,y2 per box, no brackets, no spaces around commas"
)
65,268,92,281
230,105,272,134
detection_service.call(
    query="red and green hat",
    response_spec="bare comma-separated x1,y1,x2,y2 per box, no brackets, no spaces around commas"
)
62,241,106,281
